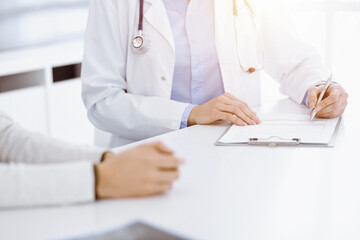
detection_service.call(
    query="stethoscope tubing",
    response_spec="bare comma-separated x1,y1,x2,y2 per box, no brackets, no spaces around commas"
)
233,0,265,73
134,0,265,73
138,0,144,32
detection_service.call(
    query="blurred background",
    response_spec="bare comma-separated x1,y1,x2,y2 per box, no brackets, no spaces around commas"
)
0,0,359,145
0,0,88,51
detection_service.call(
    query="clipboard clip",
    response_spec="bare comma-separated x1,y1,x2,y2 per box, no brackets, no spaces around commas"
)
248,136,301,147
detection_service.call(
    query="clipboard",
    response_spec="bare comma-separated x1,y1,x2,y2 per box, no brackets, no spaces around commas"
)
215,114,342,147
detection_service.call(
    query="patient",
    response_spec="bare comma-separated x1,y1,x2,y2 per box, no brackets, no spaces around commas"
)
0,112,183,208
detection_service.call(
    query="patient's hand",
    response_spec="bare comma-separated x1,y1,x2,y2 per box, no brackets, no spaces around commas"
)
95,142,184,199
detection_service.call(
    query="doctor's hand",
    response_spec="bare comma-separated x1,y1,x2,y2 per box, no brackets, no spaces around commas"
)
188,92,261,126
308,85,348,118
95,142,184,199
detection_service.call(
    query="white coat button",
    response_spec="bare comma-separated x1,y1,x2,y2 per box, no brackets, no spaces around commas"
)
161,76,166,81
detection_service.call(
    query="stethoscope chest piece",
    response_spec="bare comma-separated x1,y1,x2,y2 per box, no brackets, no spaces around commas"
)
132,31,151,54
132,36,144,49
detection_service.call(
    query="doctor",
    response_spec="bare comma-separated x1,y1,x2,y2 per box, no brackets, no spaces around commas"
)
82,0,348,147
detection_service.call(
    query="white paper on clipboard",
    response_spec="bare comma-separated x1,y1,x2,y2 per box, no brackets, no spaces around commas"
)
216,113,341,147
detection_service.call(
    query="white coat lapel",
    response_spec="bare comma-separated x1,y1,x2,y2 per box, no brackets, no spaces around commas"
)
213,0,236,92
144,0,175,52
213,0,233,59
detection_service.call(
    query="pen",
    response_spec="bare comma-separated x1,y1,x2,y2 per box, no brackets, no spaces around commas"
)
310,74,333,121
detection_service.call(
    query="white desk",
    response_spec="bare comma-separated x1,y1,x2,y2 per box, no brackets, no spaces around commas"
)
1,97,359,240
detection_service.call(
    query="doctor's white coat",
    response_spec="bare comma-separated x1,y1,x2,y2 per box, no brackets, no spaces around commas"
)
81,0,329,147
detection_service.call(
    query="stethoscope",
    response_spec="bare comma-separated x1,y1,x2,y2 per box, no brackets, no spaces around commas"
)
132,0,150,54
233,0,265,73
132,0,265,74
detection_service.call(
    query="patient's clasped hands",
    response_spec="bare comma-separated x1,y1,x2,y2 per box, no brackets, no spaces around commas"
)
95,142,184,199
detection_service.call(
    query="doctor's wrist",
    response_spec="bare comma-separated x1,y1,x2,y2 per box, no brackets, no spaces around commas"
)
187,106,200,127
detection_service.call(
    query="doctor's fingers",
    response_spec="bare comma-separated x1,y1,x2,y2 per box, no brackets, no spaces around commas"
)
308,86,323,109
314,88,343,113
223,99,260,123
222,95,260,123
316,97,347,118
217,112,247,126
219,104,257,125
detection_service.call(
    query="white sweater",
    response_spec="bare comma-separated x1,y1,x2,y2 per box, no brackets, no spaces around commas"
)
0,112,105,208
